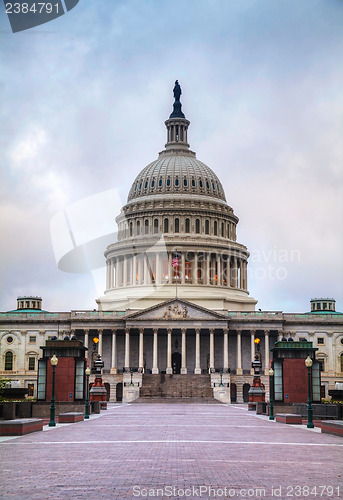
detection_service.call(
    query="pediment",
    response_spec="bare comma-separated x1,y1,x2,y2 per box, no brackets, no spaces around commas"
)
126,299,226,322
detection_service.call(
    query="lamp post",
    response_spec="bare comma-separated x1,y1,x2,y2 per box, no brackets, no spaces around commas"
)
305,355,314,428
130,368,134,387
85,367,91,419
219,368,224,387
269,368,275,421
49,354,58,427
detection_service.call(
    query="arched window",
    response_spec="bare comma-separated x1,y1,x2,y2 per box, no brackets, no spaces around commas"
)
137,220,141,236
191,178,196,188
214,221,218,236
154,219,159,233
158,178,163,187
185,218,190,233
166,178,171,187
151,179,155,188
205,220,209,235
221,222,224,237
5,351,13,371
196,219,200,234
206,180,210,190
144,180,149,189
129,222,133,237
199,179,203,188
227,224,230,239
183,178,188,187
145,219,149,234
175,218,180,233
175,177,179,187
164,218,169,233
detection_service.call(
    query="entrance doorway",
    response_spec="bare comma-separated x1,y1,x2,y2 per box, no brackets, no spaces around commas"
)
172,352,181,374
243,383,250,402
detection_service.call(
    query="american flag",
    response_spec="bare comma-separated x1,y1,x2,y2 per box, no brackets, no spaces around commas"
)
171,256,179,268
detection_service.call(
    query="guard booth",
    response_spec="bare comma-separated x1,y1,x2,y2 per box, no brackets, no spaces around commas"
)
271,341,320,403
37,339,87,402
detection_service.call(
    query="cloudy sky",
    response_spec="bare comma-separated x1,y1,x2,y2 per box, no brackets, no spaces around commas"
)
0,0,342,313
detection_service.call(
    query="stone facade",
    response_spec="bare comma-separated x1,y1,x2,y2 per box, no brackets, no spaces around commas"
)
0,85,342,402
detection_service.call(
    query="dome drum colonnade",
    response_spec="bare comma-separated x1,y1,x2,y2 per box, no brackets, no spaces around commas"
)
99,81,255,312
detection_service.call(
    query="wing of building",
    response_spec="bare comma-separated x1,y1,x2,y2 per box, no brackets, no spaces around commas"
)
1,84,342,403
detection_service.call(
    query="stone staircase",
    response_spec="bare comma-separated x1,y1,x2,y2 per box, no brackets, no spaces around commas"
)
134,374,219,403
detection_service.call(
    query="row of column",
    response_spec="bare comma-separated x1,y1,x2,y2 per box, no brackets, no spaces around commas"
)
82,328,272,376
106,252,248,290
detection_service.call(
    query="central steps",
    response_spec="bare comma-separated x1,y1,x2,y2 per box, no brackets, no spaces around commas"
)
134,374,219,403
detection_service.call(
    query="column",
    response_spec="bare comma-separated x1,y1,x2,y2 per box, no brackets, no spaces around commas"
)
181,328,187,374
217,254,221,286
138,255,143,285
236,329,242,375
168,252,172,284
239,259,243,289
84,329,89,360
111,329,117,374
106,260,110,289
98,329,103,358
250,330,255,375
152,328,159,374
156,253,161,285
223,328,229,371
264,330,270,375
194,252,198,284
123,256,127,286
206,253,210,285
233,257,238,287
166,328,172,374
209,329,215,372
194,328,201,374
132,254,137,285
139,328,144,372
144,254,149,285
125,328,130,371
181,252,185,284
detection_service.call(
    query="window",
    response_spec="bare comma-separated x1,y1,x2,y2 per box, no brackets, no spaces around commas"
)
5,352,13,371
154,219,159,234
29,336,36,344
317,337,324,345
221,222,224,237
151,179,155,188
175,177,179,187
166,178,171,187
199,179,203,188
206,181,210,189
145,219,149,235
164,218,169,233
175,218,179,233
316,303,321,310
317,359,325,372
195,219,200,234
214,221,218,236
28,384,34,397
144,180,149,189
137,220,141,235
205,220,209,235
7,336,13,344
191,178,196,187
158,178,163,187
183,178,188,187
129,222,133,237
299,337,307,342
185,218,190,233
28,357,35,371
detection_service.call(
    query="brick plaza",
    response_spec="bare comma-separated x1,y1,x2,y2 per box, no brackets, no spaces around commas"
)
0,403,342,499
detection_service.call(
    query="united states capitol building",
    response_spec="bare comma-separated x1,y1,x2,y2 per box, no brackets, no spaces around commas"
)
1,83,342,403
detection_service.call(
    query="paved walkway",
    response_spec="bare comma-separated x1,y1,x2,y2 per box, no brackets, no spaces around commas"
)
1,404,342,499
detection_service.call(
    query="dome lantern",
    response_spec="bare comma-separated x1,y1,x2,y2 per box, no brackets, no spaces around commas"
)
164,80,191,153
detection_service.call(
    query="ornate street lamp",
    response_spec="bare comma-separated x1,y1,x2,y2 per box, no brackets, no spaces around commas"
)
130,368,134,387
219,368,224,387
49,354,58,427
305,355,314,428
268,368,275,421
85,367,91,419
